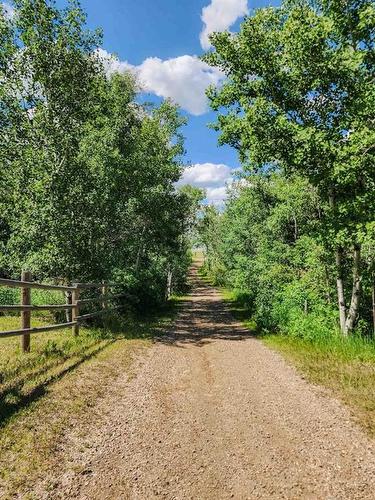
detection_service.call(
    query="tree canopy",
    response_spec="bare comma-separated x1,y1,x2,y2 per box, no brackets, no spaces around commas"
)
0,0,201,307
202,0,375,336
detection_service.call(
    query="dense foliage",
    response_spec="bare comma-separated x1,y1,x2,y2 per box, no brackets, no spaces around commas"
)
202,0,374,337
0,0,199,308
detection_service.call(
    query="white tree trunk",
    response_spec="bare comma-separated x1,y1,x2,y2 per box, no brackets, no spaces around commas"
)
335,247,347,335
135,225,146,272
344,245,362,335
65,291,72,322
166,269,173,300
329,192,347,334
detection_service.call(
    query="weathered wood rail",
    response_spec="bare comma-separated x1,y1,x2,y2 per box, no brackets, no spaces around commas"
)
0,272,125,352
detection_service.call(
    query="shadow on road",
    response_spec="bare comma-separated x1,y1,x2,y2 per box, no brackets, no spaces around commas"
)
156,265,254,348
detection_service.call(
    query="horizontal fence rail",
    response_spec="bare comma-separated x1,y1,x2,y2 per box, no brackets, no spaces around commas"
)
0,304,75,311
0,272,126,352
0,322,78,339
0,278,77,292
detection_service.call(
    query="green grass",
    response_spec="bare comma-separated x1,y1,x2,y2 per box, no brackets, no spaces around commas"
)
0,299,179,427
0,287,68,308
0,301,179,497
263,334,375,436
220,287,375,437
0,315,114,424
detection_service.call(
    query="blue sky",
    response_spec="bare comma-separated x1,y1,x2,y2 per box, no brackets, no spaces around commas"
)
53,1,279,203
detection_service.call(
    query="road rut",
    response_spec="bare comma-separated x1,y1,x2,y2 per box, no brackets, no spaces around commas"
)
38,264,375,499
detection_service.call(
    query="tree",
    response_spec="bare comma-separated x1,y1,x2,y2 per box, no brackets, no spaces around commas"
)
200,174,341,336
204,0,375,335
178,184,206,244
0,0,104,279
0,0,198,308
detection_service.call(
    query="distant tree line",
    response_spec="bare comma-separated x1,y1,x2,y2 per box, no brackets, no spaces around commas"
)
200,0,375,337
0,0,202,307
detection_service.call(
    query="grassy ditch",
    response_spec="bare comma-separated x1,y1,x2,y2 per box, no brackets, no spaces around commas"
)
220,287,375,437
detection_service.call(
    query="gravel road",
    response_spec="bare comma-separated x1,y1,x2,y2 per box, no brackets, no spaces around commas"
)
38,263,375,499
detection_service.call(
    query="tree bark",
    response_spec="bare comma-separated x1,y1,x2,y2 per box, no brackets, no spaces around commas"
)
329,190,347,335
304,299,308,315
344,245,362,335
324,264,332,304
65,291,72,322
166,268,173,300
335,246,347,335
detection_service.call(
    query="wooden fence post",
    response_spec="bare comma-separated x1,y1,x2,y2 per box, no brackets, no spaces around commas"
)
72,285,80,336
21,270,31,353
65,290,72,323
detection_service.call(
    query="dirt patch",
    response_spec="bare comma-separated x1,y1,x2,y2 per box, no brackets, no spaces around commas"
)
22,265,375,498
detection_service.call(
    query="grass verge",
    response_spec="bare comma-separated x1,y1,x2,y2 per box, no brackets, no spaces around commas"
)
263,334,375,436
0,302,177,498
220,287,375,438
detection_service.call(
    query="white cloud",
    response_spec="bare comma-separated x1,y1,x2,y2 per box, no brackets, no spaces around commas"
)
178,162,233,205
206,186,228,205
1,1,15,19
96,49,224,116
95,48,133,75
137,56,223,116
179,162,231,187
200,0,249,50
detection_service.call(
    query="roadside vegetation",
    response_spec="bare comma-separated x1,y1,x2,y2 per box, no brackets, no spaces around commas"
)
201,0,374,339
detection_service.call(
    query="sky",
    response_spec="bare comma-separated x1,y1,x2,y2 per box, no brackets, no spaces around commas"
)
4,0,279,204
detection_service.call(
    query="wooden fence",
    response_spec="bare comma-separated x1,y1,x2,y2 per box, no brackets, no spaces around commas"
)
0,271,126,352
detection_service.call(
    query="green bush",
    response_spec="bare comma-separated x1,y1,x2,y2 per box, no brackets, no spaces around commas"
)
0,287,19,306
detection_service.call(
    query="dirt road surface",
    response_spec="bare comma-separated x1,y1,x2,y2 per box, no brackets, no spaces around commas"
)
36,263,375,499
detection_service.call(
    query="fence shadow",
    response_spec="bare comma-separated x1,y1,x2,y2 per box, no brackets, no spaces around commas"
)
0,307,175,427
0,339,115,426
